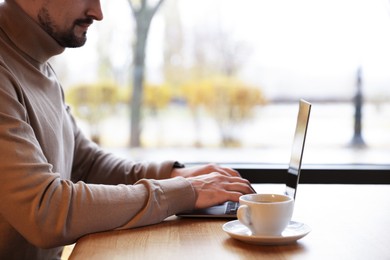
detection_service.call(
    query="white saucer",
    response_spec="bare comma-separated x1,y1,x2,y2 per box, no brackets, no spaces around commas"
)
222,220,311,245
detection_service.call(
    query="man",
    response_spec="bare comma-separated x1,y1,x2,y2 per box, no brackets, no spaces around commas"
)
0,0,254,259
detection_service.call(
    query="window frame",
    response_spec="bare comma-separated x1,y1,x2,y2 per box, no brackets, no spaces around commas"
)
189,163,390,184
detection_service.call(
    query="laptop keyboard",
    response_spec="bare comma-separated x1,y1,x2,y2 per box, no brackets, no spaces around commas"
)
225,201,239,215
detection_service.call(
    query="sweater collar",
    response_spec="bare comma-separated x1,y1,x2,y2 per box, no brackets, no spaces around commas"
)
0,0,65,63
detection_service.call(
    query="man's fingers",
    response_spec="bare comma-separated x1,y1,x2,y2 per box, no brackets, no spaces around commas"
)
223,181,253,194
224,191,245,202
188,172,255,208
213,165,241,177
200,164,241,177
172,163,241,179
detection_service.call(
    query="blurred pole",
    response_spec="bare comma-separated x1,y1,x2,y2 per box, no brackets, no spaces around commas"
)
349,66,366,148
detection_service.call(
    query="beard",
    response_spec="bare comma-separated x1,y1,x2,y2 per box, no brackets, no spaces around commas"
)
37,7,91,48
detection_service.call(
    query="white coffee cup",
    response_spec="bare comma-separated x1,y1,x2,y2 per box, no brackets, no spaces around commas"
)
237,193,294,236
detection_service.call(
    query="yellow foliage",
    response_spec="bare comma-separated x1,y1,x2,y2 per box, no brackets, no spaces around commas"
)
65,81,125,125
143,83,172,109
180,76,266,121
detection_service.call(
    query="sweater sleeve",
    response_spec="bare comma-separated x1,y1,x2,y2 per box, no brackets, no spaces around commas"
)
0,71,197,249
67,105,177,184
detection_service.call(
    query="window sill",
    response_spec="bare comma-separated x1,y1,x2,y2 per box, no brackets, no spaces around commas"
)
188,163,390,184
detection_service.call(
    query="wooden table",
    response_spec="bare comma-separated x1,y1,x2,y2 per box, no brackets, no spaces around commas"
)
69,184,390,260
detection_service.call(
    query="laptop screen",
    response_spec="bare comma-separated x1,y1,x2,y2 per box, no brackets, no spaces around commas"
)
176,99,311,218
286,100,311,199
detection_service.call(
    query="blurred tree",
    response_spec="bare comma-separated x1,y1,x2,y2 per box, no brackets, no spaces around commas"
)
177,23,253,147
213,30,251,77
190,24,251,79
181,77,266,147
161,0,187,87
180,81,212,147
127,0,165,147
143,83,172,115
143,83,173,146
65,81,126,144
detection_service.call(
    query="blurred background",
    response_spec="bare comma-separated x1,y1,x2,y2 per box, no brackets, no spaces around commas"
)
50,0,390,165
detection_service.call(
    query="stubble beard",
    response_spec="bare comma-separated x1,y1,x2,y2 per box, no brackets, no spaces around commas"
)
37,7,87,48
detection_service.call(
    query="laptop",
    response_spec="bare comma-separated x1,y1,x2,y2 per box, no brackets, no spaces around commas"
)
177,99,311,218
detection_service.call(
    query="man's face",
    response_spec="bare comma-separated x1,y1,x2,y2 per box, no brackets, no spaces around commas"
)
37,0,103,48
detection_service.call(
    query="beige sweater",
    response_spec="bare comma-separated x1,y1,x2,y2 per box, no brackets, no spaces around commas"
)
0,0,196,259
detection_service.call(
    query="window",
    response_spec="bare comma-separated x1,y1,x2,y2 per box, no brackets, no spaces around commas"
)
53,0,390,174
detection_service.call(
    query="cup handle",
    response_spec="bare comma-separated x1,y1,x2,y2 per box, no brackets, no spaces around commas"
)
237,205,253,230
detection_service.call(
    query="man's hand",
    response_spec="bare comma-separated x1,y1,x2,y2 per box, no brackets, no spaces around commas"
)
187,172,254,209
171,163,241,178
172,163,255,208
172,163,255,209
